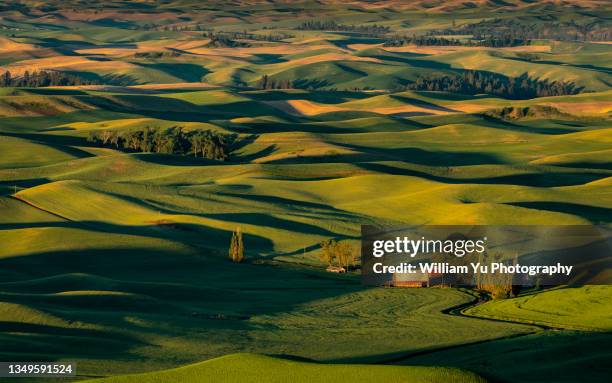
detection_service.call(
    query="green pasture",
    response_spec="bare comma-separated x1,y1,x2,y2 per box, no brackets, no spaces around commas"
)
0,2,611,382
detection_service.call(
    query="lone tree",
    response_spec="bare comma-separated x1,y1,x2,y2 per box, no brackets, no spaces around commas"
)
320,239,334,265
229,228,244,263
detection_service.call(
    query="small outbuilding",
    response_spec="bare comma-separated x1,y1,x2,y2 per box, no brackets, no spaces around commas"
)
326,265,346,273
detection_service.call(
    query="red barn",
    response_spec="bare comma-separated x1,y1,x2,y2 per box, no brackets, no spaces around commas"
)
392,271,429,288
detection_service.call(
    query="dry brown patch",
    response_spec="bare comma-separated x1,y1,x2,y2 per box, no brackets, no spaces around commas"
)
370,105,454,115
131,83,219,90
548,102,612,115
283,53,382,66
265,99,460,117
1,56,136,76
0,37,37,53
264,100,344,116
501,45,551,53
384,44,550,55
451,103,496,113
383,45,477,55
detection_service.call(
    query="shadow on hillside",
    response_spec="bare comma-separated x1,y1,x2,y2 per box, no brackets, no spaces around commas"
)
0,320,145,361
232,144,278,162
249,53,287,64
0,132,94,159
136,63,210,83
0,217,275,254
327,35,385,51
267,144,506,166
217,192,363,222
200,213,339,237
133,153,225,166
243,90,371,104
34,38,137,55
504,201,612,224
292,78,334,90
0,110,129,133
36,38,137,50
390,94,459,113
364,51,454,70
357,162,610,187
87,187,355,239
23,88,89,96
551,161,612,170
0,178,49,191
81,95,288,122
478,115,581,135
505,56,612,75
0,229,364,363
392,331,612,383
407,90,491,102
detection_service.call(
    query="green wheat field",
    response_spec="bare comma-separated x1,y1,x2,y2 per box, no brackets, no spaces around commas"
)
0,1,610,382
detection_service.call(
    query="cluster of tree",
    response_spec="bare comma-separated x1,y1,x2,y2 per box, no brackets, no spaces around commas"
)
320,239,357,271
205,33,251,48
87,126,230,160
476,35,531,48
255,75,293,90
208,30,294,42
405,71,583,100
229,228,244,263
134,51,181,59
295,20,390,35
476,253,521,299
485,105,570,120
384,35,463,47
139,23,210,32
431,18,612,42
383,34,529,48
0,70,99,87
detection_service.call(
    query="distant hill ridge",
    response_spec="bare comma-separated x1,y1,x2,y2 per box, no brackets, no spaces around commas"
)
320,0,610,11
5,0,611,12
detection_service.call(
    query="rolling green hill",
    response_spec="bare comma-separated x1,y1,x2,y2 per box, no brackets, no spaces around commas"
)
465,286,612,331
0,1,610,382
84,353,487,383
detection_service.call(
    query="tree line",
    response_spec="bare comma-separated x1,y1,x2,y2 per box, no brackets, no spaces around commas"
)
255,75,293,90
205,34,251,48
485,105,570,120
87,126,231,161
0,70,99,87
431,18,612,42
140,23,210,32
295,20,390,35
203,31,294,48
134,51,181,59
405,71,583,99
383,34,530,48
207,30,294,42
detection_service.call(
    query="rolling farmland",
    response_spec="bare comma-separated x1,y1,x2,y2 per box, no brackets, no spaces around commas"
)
0,1,610,382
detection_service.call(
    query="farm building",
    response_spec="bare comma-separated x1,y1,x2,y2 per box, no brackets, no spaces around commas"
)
392,271,429,288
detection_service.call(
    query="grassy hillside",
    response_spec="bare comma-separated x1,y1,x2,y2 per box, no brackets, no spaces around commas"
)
1,85,609,381
401,331,612,383
465,286,612,331
0,1,610,382
84,353,487,383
